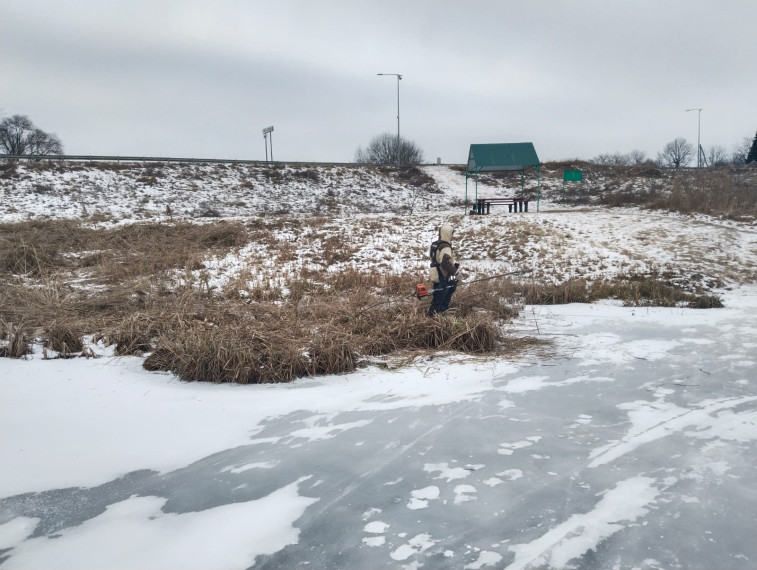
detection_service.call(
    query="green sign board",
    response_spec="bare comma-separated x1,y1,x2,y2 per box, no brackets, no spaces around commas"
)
563,170,583,182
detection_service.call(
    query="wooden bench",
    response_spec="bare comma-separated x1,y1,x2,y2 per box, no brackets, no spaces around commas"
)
471,197,529,215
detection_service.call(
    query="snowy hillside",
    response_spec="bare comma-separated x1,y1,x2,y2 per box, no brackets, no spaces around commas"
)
1,159,757,569
2,160,754,290
0,161,464,220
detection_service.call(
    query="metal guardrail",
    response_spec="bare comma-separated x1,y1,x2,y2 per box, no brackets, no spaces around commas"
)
0,154,360,167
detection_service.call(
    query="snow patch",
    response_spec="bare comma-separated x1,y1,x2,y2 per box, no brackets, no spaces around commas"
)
2,477,317,570
423,463,471,482
407,486,440,510
465,550,503,569
390,533,437,561
506,476,660,570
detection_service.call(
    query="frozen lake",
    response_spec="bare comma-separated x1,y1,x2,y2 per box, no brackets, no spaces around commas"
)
2,290,756,569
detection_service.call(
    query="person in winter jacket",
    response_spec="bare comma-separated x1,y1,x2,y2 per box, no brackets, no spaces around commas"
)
428,223,460,316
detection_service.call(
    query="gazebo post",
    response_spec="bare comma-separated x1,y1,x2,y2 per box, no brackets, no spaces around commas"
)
464,172,469,214
475,168,479,212
521,169,525,197
536,164,541,212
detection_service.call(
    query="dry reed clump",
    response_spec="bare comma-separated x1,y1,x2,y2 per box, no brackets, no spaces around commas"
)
0,319,32,358
593,277,723,308
410,312,500,354
138,290,507,384
309,332,359,375
465,275,723,309
352,303,502,357
143,325,311,384
110,315,156,356
44,324,84,357
2,242,59,276
453,280,522,320
521,280,593,305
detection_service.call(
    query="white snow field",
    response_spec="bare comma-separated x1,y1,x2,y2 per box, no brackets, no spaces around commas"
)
1,162,756,569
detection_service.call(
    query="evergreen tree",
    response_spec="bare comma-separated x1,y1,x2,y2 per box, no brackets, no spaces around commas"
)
747,131,757,164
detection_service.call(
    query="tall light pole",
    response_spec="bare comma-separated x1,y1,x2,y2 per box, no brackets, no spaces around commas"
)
378,73,402,165
686,108,702,168
262,126,274,162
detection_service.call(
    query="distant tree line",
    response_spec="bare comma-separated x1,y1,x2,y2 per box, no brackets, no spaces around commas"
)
0,114,63,156
591,130,757,169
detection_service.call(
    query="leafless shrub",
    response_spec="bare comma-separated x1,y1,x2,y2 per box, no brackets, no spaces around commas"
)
31,183,55,194
0,160,20,178
260,165,285,183
292,169,321,182
394,166,436,188
194,200,223,218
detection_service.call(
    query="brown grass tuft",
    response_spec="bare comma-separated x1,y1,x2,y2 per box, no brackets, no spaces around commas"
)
45,324,84,357
1,319,32,358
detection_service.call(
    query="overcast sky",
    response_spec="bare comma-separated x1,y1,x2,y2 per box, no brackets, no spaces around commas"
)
2,1,755,163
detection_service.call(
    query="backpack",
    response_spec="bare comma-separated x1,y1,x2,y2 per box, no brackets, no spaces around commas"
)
429,240,450,268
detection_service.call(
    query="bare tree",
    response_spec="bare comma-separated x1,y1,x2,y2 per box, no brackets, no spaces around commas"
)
592,150,650,167
355,132,424,165
731,136,751,164
656,137,693,169
591,152,630,166
0,114,63,156
628,149,648,165
706,145,729,166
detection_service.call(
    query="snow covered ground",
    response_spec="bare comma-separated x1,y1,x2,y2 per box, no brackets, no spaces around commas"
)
1,162,756,569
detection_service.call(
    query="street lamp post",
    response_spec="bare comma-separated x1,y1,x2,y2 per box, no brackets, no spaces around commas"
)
262,126,274,162
378,73,402,165
686,108,702,168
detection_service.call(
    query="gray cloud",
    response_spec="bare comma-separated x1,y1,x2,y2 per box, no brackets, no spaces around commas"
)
2,0,755,162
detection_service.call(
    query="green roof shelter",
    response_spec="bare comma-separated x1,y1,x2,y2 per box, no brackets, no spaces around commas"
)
465,142,542,212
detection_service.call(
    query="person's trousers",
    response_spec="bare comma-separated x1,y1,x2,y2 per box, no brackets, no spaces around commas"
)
428,278,457,316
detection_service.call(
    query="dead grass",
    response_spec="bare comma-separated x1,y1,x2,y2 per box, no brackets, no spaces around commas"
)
0,217,724,377
0,319,32,358
141,300,509,383
44,323,84,357
574,166,757,219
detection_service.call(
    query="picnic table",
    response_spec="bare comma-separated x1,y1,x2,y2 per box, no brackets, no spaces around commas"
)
471,197,529,215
